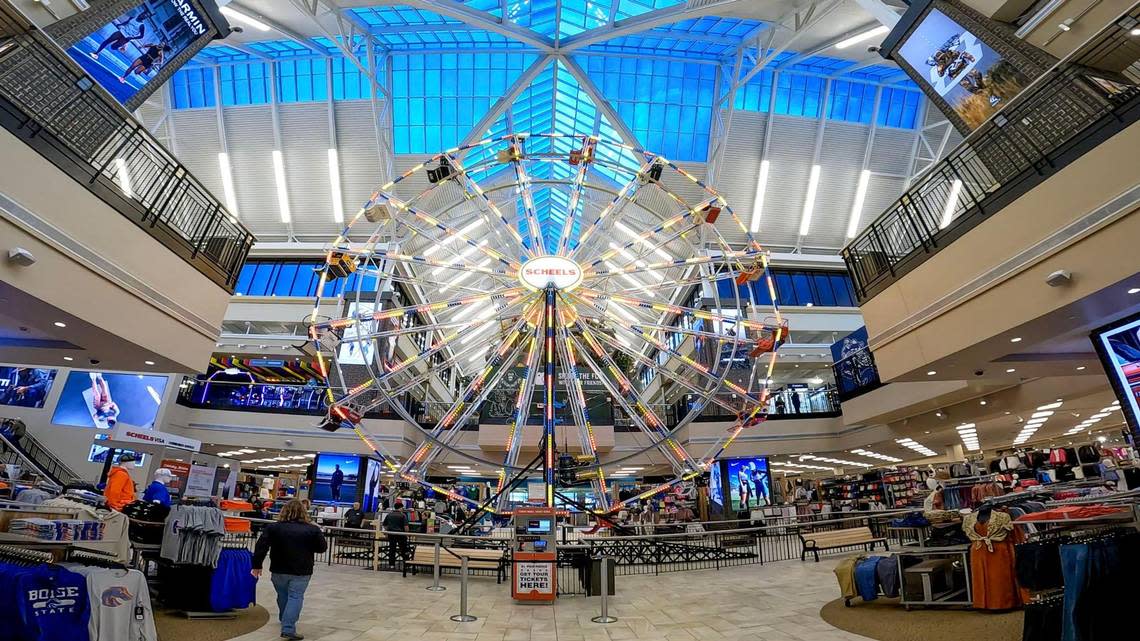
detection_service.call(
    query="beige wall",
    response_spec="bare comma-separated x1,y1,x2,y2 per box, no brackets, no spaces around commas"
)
1019,0,1136,60
0,126,231,372
861,119,1140,380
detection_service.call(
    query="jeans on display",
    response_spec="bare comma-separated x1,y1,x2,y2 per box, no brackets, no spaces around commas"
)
271,572,312,635
1023,599,1063,641
1059,543,1088,641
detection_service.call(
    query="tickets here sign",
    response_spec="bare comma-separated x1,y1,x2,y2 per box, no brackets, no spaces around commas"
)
514,561,554,597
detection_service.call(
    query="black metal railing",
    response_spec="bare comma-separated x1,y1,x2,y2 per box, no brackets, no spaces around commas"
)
843,9,1140,303
0,3,254,291
0,418,80,488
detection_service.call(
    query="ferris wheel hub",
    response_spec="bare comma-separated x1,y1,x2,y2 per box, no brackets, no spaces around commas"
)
518,255,583,292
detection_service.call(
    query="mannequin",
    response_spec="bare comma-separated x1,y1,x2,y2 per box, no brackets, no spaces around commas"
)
142,468,174,506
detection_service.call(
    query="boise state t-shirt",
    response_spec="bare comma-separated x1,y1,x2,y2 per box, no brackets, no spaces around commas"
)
14,565,91,641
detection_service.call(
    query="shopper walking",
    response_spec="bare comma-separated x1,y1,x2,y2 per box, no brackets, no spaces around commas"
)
382,504,408,568
252,499,328,640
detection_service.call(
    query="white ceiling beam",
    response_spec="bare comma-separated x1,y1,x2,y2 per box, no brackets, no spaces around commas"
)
852,0,903,28
775,21,882,69
559,0,746,52
287,0,390,95
558,54,642,150
229,1,328,56
459,54,552,146
374,0,556,51
717,0,845,106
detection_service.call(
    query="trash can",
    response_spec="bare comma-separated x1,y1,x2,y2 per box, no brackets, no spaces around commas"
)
587,557,616,597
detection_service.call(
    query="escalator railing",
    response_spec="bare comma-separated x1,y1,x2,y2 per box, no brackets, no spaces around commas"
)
0,418,80,489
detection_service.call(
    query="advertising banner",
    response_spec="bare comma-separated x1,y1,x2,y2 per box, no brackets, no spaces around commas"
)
111,423,200,451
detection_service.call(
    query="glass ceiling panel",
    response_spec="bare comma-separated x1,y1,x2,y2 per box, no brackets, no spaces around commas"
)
505,0,559,38
350,6,464,26
559,0,612,38
613,0,685,21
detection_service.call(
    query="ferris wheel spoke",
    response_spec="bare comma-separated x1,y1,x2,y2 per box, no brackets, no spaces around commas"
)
444,152,535,260
371,192,522,270
597,220,702,279
555,309,610,511
402,301,540,475
574,287,781,334
573,155,657,255
554,137,597,257
504,135,547,254
493,311,546,507
351,248,507,284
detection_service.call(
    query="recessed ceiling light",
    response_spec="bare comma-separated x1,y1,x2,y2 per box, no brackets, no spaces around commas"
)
1006,368,1016,373
145,360,155,366
927,371,936,376
1130,27,1140,36
1129,287,1140,294
1076,366,1086,371
1010,337,1022,343
53,321,66,328
63,356,73,362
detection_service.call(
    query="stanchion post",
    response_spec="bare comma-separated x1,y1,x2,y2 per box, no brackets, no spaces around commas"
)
450,556,477,622
426,540,447,591
591,556,617,624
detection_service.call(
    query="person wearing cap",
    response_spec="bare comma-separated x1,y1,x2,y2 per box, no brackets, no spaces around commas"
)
143,468,175,506
104,453,137,510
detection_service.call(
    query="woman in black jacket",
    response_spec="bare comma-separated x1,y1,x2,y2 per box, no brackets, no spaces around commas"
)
252,499,327,640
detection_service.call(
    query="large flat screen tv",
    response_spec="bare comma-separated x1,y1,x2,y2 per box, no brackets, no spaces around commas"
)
53,0,228,110
881,0,1043,134
1091,312,1140,440
723,456,771,513
51,371,168,429
311,453,361,504
0,366,58,408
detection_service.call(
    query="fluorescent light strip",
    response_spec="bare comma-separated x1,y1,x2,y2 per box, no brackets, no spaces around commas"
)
217,153,239,216
459,322,495,345
327,149,345,223
939,179,963,229
835,25,891,49
114,158,133,198
432,241,487,276
219,6,271,31
846,169,870,238
750,160,769,233
271,150,291,223
615,221,672,261
1037,402,1063,410
849,449,903,463
798,164,821,237
895,438,938,457
443,258,491,292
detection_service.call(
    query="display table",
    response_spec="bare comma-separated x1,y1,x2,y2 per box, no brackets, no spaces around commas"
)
897,545,972,609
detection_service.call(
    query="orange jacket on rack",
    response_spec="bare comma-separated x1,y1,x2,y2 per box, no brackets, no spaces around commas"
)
104,465,136,510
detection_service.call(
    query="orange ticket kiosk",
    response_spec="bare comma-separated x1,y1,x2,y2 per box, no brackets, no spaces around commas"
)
511,506,557,602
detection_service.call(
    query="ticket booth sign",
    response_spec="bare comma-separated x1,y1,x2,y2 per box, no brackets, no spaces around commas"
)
512,556,556,601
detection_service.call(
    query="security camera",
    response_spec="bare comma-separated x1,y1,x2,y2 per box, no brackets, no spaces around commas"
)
89,358,101,365
1045,269,1072,287
974,369,985,376
230,26,244,34
867,45,881,53
7,247,36,267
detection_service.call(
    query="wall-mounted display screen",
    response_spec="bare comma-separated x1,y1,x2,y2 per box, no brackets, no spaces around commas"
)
895,7,1031,131
65,0,211,106
361,457,382,512
526,519,552,534
724,457,771,513
51,371,168,429
311,453,361,504
0,366,58,408
88,434,145,467
708,460,724,507
1091,313,1140,439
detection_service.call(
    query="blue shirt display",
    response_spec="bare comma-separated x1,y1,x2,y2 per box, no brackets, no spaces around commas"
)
142,481,171,506
3,564,91,641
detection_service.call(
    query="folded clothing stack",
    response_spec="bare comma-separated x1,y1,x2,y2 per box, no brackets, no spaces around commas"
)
7,517,104,541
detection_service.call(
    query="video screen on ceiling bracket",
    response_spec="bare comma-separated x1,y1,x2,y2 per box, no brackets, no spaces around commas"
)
878,0,1049,135
1091,312,1140,442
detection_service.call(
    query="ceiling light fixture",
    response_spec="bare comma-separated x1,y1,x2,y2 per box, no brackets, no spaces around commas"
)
835,25,891,49
927,370,937,376
219,6,272,31
846,169,871,238
750,160,770,233
798,164,821,237
1006,368,1016,373
1037,402,1063,410
896,438,938,457
1010,337,1023,343
327,149,345,223
939,179,963,229
63,356,73,361
53,321,66,328
145,360,155,366
1076,366,1086,371
271,150,291,223
1129,287,1140,294
217,153,239,216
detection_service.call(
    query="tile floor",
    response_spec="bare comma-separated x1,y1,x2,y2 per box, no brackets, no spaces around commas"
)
229,559,872,641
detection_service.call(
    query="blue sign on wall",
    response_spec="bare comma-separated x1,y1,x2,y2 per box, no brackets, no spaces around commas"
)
831,327,881,400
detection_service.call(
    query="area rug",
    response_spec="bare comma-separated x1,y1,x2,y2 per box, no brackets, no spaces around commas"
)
819,597,1023,641
154,605,270,641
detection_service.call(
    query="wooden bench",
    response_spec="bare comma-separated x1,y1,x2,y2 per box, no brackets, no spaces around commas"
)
799,526,888,562
404,544,508,583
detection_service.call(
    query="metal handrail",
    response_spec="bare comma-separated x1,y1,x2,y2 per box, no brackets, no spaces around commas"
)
0,2,254,291
842,7,1140,303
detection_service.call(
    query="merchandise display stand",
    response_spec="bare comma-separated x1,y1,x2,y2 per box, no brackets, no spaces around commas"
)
897,545,972,610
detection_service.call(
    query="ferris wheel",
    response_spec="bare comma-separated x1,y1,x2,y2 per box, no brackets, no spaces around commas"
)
307,133,787,516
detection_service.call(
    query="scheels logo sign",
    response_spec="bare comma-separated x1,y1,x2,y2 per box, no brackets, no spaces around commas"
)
518,256,583,291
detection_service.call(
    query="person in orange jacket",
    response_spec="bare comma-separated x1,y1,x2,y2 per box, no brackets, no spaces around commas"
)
103,452,137,510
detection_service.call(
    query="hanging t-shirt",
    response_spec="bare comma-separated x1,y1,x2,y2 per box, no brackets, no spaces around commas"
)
63,565,157,641
14,565,91,641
